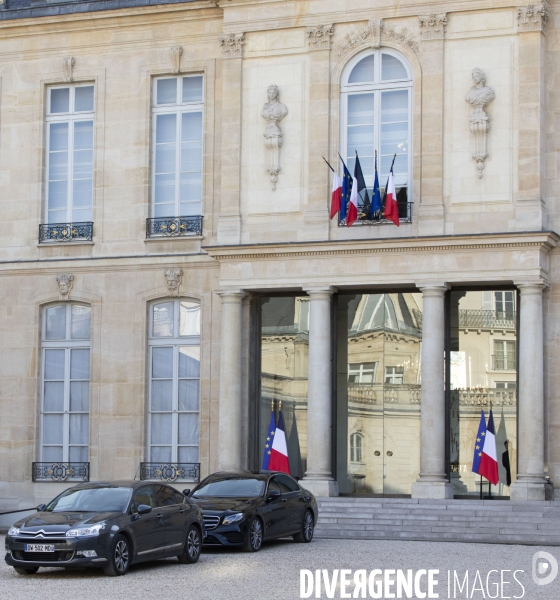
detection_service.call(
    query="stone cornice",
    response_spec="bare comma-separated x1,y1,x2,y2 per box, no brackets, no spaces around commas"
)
203,232,559,262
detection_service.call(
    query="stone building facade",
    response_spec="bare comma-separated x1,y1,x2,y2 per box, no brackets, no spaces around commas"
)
0,0,559,508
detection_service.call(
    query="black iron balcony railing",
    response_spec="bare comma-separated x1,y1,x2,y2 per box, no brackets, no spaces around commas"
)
338,202,412,226
32,462,90,483
146,216,203,238
39,222,93,243
492,353,516,370
140,462,200,483
459,310,516,329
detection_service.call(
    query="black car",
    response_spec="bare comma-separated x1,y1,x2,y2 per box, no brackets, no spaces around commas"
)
5,480,204,576
189,471,318,552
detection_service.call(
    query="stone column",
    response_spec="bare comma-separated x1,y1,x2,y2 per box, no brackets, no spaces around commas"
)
302,286,338,496
217,290,245,470
510,280,547,500
217,33,244,244
411,283,454,499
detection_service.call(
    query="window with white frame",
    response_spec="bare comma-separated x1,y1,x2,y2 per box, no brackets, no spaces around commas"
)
341,50,412,217
350,432,364,463
493,340,516,371
152,76,204,218
46,85,95,224
384,365,404,385
41,304,91,463
348,362,378,384
148,299,201,465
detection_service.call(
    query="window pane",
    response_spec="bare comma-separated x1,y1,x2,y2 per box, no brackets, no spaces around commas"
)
43,446,63,462
156,78,178,105
71,305,91,339
45,349,65,379
180,173,202,204
154,202,175,218
179,302,200,336
70,381,89,412
49,149,69,181
70,348,90,379
382,53,408,80
49,122,69,151
381,90,408,123
178,446,198,463
182,76,203,103
178,413,199,445
69,446,88,462
179,345,200,376
69,414,88,445
347,94,374,127
45,306,66,340
44,382,64,413
74,86,94,112
73,150,93,179
48,181,68,211
151,446,172,463
156,144,176,174
152,346,173,378
50,88,70,114
179,379,199,412
72,179,92,209
348,55,375,84
152,302,174,337
151,414,172,444
155,174,176,205
74,120,93,150
156,113,177,144
151,380,173,412
43,414,64,444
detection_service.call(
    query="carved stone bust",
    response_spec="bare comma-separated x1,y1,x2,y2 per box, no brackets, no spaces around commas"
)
164,269,183,296
465,68,495,115
261,85,288,136
56,273,74,300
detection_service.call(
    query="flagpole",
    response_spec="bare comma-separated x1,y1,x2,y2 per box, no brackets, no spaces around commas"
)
322,156,335,172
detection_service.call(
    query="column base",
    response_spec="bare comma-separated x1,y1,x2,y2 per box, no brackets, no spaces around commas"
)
411,481,454,499
301,478,339,497
510,480,548,501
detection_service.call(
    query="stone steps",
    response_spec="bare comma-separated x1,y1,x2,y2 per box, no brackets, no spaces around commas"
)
314,497,560,545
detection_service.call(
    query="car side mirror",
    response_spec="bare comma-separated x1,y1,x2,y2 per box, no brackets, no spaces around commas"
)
37,504,46,512
266,489,282,503
137,504,152,515
182,489,191,497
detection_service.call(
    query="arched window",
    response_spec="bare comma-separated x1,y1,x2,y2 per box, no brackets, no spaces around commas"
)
148,299,201,466
350,432,364,463
341,50,412,222
40,304,91,463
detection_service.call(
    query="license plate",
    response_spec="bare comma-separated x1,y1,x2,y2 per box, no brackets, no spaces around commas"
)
24,544,55,552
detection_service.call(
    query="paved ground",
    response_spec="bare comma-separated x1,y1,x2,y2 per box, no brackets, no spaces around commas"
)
2,534,560,599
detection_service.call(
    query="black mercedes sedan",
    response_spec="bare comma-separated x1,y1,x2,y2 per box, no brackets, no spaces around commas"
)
188,471,318,552
5,480,204,576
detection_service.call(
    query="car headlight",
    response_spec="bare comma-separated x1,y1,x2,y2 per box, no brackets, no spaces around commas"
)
7,526,20,537
66,524,104,537
222,513,244,525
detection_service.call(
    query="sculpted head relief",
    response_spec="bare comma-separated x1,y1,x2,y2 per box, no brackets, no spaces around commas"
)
261,85,288,191
466,68,495,112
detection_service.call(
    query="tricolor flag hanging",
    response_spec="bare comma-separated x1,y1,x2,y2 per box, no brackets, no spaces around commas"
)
261,408,276,470
339,155,353,224
324,157,343,219
472,410,499,486
268,409,290,474
383,155,400,227
347,172,359,227
370,151,381,220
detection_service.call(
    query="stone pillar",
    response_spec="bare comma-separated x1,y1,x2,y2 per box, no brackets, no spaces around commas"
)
510,280,547,500
411,283,454,499
217,33,244,244
302,286,338,496
417,14,447,236
217,290,245,470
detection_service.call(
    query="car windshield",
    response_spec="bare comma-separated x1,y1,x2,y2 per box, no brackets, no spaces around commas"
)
46,487,132,513
192,478,265,498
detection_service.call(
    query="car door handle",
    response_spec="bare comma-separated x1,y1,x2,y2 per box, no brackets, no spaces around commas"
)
156,514,163,518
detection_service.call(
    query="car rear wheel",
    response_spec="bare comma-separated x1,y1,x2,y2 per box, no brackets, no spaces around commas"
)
293,510,314,543
177,525,201,564
13,567,39,575
103,534,130,577
242,517,263,552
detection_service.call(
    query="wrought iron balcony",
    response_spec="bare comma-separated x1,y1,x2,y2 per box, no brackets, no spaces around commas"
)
338,202,412,226
146,216,203,238
492,353,516,370
39,222,93,243
140,462,200,483
32,462,90,483
459,309,516,329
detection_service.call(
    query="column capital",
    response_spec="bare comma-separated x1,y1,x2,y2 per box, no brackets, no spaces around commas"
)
515,279,548,293
416,282,449,296
303,285,337,299
217,290,246,303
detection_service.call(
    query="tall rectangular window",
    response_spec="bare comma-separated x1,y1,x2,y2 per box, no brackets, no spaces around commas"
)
152,76,203,218
46,85,94,224
41,304,91,463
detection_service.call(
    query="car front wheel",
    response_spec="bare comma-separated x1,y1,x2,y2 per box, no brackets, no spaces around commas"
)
242,517,263,552
14,567,39,575
293,509,314,543
103,534,130,576
178,525,201,564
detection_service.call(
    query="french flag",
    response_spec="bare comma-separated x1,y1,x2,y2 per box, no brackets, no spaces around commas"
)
268,410,290,474
383,165,400,227
347,175,359,227
330,170,342,219
472,410,499,486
